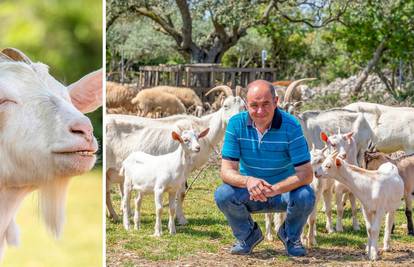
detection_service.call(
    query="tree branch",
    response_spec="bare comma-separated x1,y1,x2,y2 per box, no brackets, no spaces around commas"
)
353,38,388,96
275,0,351,28
175,0,193,50
129,5,183,47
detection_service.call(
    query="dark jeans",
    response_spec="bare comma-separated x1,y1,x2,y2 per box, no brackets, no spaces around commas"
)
214,183,315,242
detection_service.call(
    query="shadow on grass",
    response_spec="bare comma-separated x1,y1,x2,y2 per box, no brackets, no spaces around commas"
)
186,217,228,226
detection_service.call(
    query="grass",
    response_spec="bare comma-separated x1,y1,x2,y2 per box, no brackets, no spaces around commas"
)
106,165,414,265
2,168,103,267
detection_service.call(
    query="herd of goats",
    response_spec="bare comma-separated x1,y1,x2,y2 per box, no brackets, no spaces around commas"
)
106,79,414,261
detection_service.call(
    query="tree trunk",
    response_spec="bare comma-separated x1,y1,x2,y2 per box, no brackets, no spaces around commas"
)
352,38,387,96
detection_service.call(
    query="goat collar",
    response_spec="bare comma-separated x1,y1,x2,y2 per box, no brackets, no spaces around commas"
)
247,107,282,130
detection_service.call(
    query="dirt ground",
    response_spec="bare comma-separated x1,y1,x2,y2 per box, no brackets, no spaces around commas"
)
107,239,414,267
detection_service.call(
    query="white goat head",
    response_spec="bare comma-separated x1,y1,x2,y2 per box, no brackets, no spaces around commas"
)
314,151,341,179
310,144,329,170
0,49,99,183
172,128,210,153
0,48,101,258
320,130,354,160
205,85,245,124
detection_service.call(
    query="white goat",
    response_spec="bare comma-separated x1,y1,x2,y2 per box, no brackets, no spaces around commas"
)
365,148,414,236
302,145,335,246
0,48,100,261
315,152,404,260
106,85,245,222
344,102,414,154
321,130,361,232
121,128,209,236
264,146,335,245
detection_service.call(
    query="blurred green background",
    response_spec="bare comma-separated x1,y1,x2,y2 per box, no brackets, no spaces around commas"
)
0,0,103,266
0,0,103,155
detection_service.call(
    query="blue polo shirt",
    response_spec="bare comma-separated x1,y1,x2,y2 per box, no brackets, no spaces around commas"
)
221,108,310,185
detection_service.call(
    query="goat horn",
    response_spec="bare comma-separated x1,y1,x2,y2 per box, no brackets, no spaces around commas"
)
331,151,339,158
205,85,233,97
1,48,32,64
283,78,316,103
235,85,243,97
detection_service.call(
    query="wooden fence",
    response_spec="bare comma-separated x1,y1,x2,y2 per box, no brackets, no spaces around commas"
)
136,64,277,94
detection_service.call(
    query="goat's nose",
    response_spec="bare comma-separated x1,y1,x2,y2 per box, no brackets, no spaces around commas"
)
70,120,93,142
195,146,200,152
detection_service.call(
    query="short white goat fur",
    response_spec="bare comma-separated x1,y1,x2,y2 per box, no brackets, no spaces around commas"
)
315,152,403,260
121,128,209,236
0,48,101,261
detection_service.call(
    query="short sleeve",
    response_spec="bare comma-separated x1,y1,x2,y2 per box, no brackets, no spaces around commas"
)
287,122,310,167
221,117,240,161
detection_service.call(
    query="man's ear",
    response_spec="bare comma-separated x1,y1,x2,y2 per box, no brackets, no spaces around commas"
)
68,69,102,114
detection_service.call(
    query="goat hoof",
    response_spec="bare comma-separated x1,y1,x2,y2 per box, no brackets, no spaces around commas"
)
153,232,161,237
408,231,414,236
177,217,188,225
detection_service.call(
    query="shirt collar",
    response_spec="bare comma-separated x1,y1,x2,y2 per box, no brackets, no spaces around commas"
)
247,107,283,130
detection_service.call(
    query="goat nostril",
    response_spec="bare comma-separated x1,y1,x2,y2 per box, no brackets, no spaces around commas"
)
70,122,93,141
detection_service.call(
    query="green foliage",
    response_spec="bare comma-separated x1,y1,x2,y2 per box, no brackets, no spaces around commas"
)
106,17,184,70
0,0,102,156
221,28,272,68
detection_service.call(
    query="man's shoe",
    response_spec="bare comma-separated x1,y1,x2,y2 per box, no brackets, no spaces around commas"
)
277,222,307,257
230,222,264,255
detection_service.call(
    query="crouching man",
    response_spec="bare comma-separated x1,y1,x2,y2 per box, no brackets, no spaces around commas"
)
214,80,315,257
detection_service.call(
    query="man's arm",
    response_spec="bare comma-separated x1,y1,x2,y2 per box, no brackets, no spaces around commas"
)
264,162,313,197
221,159,272,202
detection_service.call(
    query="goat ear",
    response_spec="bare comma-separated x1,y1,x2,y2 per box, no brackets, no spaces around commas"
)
198,128,210,138
335,157,342,167
344,131,354,139
320,132,328,143
172,131,183,143
68,69,102,113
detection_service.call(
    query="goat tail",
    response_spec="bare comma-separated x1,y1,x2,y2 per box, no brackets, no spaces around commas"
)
39,177,70,238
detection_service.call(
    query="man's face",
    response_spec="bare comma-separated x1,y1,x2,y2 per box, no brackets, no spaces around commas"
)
246,86,278,127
